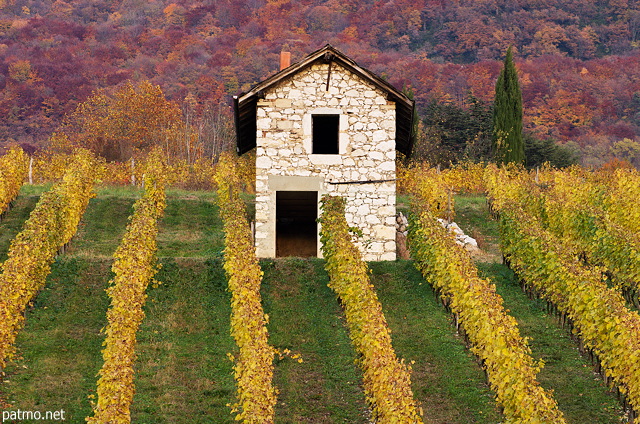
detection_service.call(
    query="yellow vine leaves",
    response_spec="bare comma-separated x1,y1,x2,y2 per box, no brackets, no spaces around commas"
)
0,146,29,217
319,194,423,423
486,165,640,417
407,168,565,423
0,149,101,370
87,149,167,424
214,151,277,423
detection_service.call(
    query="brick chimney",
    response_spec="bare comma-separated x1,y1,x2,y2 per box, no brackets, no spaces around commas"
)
280,51,291,70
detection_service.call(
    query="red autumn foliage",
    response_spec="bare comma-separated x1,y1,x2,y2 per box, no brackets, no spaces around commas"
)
0,0,637,165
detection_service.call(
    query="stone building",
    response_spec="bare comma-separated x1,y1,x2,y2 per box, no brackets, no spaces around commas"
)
234,45,414,261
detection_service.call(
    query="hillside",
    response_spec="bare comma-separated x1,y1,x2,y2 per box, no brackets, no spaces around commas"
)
0,185,627,422
0,0,639,166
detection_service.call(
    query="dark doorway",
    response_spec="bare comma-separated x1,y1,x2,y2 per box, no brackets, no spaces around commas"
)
276,191,317,257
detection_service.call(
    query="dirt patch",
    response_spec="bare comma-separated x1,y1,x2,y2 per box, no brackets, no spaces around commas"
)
469,247,502,263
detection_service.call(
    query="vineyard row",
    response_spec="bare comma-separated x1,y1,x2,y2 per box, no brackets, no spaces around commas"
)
0,149,99,371
87,150,167,423
486,166,640,419
214,152,277,423
405,169,565,423
319,194,423,423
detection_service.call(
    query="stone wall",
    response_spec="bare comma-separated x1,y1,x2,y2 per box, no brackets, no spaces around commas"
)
254,61,397,261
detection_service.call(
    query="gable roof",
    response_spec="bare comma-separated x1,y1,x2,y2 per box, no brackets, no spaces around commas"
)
233,44,415,156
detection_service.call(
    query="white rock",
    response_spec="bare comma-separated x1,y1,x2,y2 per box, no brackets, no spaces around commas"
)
370,151,384,160
465,237,478,248
447,222,464,236
380,251,396,261
369,242,384,253
256,156,272,168
372,130,387,142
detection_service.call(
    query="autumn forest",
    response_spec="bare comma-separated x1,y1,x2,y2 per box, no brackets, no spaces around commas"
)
1,0,640,167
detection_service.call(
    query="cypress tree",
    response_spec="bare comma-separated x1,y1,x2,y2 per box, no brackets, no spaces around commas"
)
492,46,524,165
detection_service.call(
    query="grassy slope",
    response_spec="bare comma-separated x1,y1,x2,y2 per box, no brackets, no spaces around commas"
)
0,186,628,423
260,258,370,423
132,258,237,423
2,259,109,418
1,186,237,422
370,260,502,423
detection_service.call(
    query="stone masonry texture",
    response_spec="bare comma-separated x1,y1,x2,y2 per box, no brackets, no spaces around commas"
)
254,61,397,261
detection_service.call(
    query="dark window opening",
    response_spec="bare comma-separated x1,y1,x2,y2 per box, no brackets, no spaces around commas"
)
276,191,317,257
312,115,339,154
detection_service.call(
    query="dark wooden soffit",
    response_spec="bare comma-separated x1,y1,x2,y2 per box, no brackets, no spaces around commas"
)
234,44,415,156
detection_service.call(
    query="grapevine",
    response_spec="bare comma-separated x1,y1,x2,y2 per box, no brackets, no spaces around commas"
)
0,147,29,219
319,194,423,423
87,149,167,424
540,168,640,304
407,169,565,424
487,167,640,419
0,149,101,370
214,151,276,423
